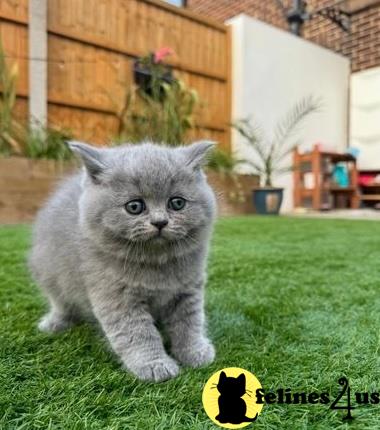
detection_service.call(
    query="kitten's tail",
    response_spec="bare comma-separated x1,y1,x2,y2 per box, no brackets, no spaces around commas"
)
243,413,258,422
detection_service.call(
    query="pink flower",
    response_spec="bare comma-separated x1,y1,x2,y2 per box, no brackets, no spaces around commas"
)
154,47,174,63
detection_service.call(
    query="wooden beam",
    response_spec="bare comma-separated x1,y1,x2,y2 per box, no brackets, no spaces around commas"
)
0,12,28,26
29,0,47,127
46,98,226,133
342,0,380,13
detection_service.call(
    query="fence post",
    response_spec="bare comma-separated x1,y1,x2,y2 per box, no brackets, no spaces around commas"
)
28,0,47,129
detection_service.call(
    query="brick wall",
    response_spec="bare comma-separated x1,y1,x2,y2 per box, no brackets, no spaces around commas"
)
187,0,380,72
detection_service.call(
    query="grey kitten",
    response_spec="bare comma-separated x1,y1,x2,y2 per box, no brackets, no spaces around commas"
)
29,141,217,382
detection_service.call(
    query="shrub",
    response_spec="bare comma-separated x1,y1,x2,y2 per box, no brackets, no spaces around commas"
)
117,78,199,146
24,126,73,160
206,147,239,175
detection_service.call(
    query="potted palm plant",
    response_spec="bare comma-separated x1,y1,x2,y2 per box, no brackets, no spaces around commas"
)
233,96,320,214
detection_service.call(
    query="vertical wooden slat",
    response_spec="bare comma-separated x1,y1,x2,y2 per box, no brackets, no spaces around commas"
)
312,145,321,210
293,147,301,208
223,25,232,152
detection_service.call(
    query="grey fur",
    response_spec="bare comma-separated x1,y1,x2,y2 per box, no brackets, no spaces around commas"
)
29,141,217,382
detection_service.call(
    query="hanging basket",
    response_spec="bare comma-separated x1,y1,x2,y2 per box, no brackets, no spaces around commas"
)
133,59,174,99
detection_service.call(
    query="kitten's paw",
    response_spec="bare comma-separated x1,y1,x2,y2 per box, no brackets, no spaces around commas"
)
130,356,180,382
38,312,73,333
174,338,215,368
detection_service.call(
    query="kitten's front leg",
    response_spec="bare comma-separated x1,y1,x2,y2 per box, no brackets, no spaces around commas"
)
163,288,215,368
88,287,179,382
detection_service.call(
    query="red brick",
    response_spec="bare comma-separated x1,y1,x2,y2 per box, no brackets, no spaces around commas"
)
187,0,380,71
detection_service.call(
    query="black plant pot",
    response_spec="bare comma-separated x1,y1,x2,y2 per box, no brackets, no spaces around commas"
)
133,60,173,100
253,188,284,215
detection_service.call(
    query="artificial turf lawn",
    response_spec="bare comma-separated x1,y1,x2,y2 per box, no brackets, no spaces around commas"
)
1,217,380,429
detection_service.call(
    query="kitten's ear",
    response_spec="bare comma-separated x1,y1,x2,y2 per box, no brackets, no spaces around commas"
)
219,371,227,382
237,373,246,386
183,140,216,170
67,141,107,184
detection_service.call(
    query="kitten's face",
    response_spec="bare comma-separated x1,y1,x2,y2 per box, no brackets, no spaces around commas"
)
73,142,216,254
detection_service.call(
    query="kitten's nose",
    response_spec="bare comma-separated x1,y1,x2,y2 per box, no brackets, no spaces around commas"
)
151,220,168,230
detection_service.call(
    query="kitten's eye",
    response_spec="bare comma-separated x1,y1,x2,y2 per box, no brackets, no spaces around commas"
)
125,199,145,215
168,197,186,211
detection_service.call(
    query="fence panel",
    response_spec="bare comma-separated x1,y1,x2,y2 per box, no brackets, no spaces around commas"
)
1,0,231,149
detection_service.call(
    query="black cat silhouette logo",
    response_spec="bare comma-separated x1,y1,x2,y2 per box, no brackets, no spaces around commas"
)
202,367,264,429
215,371,258,424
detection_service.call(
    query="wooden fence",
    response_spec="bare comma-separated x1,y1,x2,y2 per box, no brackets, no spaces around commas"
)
0,0,231,150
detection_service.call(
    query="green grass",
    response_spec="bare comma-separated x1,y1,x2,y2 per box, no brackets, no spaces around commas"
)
1,217,380,429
